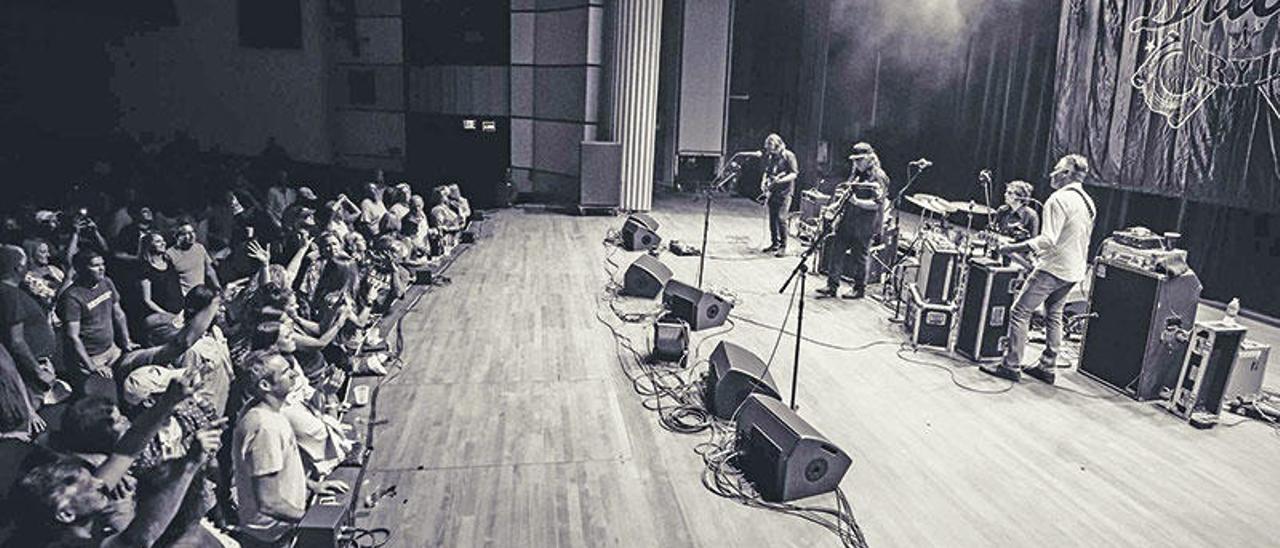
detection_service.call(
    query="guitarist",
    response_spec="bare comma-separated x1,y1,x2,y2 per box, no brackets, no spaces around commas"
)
983,154,1096,385
816,142,889,299
760,133,799,257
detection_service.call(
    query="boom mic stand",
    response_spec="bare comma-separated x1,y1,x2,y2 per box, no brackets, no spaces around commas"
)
696,153,751,288
777,185,857,410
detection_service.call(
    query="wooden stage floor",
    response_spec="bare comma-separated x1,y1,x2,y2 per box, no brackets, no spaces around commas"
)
353,193,1280,547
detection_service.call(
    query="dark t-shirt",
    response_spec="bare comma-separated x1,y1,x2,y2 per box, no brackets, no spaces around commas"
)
140,259,184,315
0,283,56,360
836,167,890,236
763,149,800,203
57,278,120,356
995,204,1041,241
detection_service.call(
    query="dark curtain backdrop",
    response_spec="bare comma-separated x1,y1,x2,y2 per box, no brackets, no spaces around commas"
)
1051,0,1280,213
822,0,1062,205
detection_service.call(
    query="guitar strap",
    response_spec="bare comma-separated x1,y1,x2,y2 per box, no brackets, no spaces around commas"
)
1065,186,1096,219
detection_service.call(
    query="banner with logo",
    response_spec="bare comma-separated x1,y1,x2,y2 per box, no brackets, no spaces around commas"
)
1050,0,1280,213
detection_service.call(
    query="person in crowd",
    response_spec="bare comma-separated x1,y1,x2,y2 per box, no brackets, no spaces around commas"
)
136,232,185,321
21,238,68,312
446,184,471,222
429,187,465,253
0,246,59,427
984,154,1097,384
357,182,387,238
168,221,220,295
233,351,348,547
9,373,220,548
343,232,368,265
59,250,135,383
383,184,411,230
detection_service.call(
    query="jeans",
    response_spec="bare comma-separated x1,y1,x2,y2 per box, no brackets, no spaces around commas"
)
1003,269,1075,370
767,196,790,249
825,224,873,291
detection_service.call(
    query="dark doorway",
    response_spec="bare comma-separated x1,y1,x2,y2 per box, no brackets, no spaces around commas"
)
407,114,510,209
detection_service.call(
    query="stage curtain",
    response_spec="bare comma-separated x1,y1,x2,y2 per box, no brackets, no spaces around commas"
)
821,0,1063,203
1050,0,1280,214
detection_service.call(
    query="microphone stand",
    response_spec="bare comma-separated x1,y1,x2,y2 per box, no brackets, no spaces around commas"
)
884,163,928,305
696,153,751,288
777,184,857,410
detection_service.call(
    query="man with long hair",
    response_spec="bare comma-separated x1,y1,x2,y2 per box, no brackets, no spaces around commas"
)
816,142,889,300
759,134,799,257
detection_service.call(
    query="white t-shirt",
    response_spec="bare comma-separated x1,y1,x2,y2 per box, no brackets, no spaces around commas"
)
234,404,307,542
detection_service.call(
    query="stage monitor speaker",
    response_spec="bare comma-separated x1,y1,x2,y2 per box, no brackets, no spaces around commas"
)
663,279,732,331
621,254,672,298
652,314,690,362
1079,259,1202,400
1223,339,1270,409
705,341,781,419
734,394,852,503
581,141,622,208
621,216,661,251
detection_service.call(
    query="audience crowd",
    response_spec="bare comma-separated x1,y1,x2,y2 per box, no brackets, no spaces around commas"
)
0,140,474,547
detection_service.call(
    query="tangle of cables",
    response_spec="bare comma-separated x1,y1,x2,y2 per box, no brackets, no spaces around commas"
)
696,422,870,548
597,232,872,545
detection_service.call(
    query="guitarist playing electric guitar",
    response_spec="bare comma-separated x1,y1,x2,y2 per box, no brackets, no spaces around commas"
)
759,133,799,257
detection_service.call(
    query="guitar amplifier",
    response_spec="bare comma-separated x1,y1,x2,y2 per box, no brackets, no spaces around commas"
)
904,283,954,350
916,234,959,303
296,466,361,548
956,258,1020,362
1169,321,1246,426
1078,258,1202,400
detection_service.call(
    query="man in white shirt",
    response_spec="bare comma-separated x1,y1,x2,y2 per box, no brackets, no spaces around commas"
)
982,154,1096,384
233,351,347,547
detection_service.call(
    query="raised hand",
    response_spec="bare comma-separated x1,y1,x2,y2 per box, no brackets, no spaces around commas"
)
246,240,271,265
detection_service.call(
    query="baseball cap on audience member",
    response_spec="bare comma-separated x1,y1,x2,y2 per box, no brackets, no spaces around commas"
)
122,365,186,407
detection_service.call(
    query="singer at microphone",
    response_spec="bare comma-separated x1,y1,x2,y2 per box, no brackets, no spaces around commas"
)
993,179,1040,242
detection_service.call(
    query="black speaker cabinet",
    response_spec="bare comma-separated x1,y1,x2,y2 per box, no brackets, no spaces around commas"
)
620,215,661,251
652,314,690,363
956,259,1021,362
1079,258,1202,401
916,236,960,303
580,141,622,208
663,279,733,331
621,254,672,298
705,341,781,419
734,394,852,503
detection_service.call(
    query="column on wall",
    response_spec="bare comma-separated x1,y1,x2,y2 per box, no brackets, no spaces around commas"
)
611,0,662,211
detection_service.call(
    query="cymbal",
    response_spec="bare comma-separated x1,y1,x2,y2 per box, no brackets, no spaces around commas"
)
906,193,956,215
949,201,995,215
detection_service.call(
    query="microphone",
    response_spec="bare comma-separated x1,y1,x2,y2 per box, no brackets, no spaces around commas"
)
739,150,764,158
978,169,993,185
910,158,933,169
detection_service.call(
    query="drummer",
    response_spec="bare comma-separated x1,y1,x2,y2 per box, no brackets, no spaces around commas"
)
993,180,1040,242
816,142,889,300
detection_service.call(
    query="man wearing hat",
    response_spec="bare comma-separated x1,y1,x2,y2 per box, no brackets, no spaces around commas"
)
760,134,799,257
817,142,890,299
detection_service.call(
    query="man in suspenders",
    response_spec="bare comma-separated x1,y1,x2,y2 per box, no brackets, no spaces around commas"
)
982,154,1097,384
